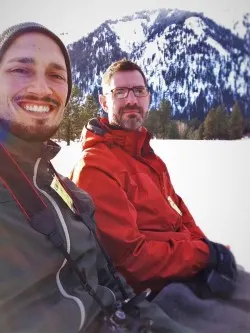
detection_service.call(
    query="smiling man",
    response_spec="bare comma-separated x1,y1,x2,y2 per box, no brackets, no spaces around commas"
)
0,28,70,141
0,23,196,333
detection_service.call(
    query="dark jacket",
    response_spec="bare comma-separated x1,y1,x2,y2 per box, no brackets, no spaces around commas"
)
0,127,193,333
70,118,209,293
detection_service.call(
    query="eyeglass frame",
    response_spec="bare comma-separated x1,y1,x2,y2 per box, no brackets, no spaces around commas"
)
105,86,150,99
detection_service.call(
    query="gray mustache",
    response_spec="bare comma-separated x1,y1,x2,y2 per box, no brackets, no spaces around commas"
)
121,105,143,112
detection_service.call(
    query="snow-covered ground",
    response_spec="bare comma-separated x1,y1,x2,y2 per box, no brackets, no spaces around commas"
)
52,139,250,271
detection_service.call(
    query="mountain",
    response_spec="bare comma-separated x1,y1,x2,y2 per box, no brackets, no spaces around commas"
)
233,13,250,38
233,13,250,53
68,9,250,120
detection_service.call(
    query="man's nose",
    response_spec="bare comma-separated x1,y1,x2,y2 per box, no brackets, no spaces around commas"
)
126,89,138,104
26,76,53,96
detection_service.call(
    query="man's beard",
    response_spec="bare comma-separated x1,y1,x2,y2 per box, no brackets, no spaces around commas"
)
1,118,59,142
0,94,62,141
119,114,143,130
112,106,147,130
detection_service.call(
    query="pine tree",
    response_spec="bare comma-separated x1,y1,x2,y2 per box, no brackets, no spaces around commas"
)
145,99,172,138
244,118,250,136
203,108,217,139
194,122,204,140
78,94,99,133
176,121,188,139
188,118,201,131
55,85,84,145
158,98,172,138
229,101,244,139
145,108,160,137
185,118,203,140
167,121,180,139
185,127,195,140
215,105,229,139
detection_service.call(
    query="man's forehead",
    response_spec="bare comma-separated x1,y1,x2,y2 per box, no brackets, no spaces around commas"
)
2,32,66,67
110,70,145,87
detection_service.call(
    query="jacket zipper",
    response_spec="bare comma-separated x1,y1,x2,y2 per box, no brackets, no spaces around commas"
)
33,158,86,332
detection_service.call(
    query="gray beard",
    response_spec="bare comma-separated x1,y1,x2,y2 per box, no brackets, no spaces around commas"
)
112,110,147,131
119,115,143,130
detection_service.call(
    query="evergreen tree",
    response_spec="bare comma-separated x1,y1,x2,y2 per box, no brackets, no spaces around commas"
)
193,129,202,140
197,122,205,140
203,108,217,139
229,101,244,139
215,105,229,139
185,118,203,140
145,108,160,137
186,127,199,140
79,94,99,130
176,121,188,139
55,85,84,145
244,118,250,136
167,121,180,139
158,98,172,138
145,100,172,138
188,117,201,130
185,127,193,140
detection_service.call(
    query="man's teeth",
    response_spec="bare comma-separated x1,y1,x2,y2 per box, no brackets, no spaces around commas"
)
23,104,50,113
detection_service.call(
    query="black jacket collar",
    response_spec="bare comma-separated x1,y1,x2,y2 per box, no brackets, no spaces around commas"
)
0,124,61,163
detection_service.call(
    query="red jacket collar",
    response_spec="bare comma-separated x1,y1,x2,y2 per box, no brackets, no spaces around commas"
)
82,117,153,157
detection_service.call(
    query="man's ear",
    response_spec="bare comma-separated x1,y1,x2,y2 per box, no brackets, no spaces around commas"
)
99,94,108,113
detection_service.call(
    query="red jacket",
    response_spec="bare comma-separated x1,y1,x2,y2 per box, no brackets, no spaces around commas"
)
71,118,209,292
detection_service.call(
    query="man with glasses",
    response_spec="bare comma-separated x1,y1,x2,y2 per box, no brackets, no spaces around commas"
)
71,59,250,332
99,69,150,130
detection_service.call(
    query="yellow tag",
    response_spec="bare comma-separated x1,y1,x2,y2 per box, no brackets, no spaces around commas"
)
51,175,75,213
167,196,183,216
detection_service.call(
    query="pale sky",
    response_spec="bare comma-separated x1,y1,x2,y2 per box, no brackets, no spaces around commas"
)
1,0,249,45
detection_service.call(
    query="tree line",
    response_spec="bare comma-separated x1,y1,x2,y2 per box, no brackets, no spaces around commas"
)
54,85,249,144
145,99,248,140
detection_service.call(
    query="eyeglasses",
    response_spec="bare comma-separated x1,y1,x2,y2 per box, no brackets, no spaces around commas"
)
107,86,149,99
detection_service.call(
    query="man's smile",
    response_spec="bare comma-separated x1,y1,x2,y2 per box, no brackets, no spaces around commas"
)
14,100,58,118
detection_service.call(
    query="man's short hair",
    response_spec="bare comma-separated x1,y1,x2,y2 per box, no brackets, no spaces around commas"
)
102,59,147,92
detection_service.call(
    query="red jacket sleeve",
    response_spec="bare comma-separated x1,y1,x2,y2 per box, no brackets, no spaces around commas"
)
71,164,209,291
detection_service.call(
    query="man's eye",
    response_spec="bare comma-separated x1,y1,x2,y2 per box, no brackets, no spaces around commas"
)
135,87,145,93
115,89,126,95
11,68,29,74
50,73,66,81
